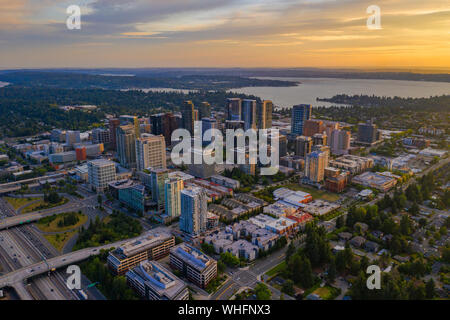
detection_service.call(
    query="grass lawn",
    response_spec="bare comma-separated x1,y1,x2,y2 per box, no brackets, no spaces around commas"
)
22,198,68,214
283,184,340,202
44,230,77,252
266,260,286,277
36,212,88,233
4,197,40,210
312,286,340,300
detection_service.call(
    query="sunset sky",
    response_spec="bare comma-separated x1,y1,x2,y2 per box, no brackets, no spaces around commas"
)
1,0,449,69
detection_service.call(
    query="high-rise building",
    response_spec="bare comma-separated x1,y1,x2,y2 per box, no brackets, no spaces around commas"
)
323,121,340,145
305,151,327,183
135,133,166,172
279,134,288,157
193,109,199,122
88,159,117,193
164,178,184,218
303,119,324,137
109,118,121,150
51,129,66,143
357,120,380,145
117,124,137,169
312,145,330,167
65,130,81,147
150,168,170,211
150,113,178,146
181,101,195,134
257,100,273,129
291,104,312,136
180,187,208,236
330,129,351,155
226,98,242,121
199,102,212,119
295,136,312,157
312,133,327,146
120,115,140,138
188,147,216,179
201,118,217,144
92,128,111,146
241,99,257,131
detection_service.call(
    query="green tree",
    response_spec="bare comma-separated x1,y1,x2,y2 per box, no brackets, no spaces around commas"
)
254,283,272,300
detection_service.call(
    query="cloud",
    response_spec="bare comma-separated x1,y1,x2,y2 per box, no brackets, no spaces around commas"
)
0,0,449,68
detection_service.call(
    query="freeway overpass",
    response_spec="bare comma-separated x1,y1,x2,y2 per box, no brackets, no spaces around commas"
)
0,172,67,195
0,237,134,300
0,201,82,230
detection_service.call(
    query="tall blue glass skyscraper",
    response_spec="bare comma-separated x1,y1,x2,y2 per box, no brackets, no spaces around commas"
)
291,104,312,135
180,187,208,236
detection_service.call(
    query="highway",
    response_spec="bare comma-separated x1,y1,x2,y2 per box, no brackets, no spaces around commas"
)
0,197,81,300
0,235,138,299
0,198,85,230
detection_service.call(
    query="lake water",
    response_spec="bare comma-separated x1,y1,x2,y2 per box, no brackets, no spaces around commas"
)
228,77,450,108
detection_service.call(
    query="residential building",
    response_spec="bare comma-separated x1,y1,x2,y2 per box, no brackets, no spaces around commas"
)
120,115,140,138
291,104,312,135
180,187,208,236
329,155,374,175
241,99,257,130
169,243,217,288
210,175,240,190
312,133,327,146
305,150,327,183
164,178,184,218
201,118,217,143
150,168,170,211
226,98,242,121
352,171,398,192
257,100,273,129
330,129,351,155
117,124,137,169
295,136,312,157
303,119,324,137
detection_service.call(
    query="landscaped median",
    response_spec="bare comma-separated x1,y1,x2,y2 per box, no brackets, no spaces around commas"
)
4,196,40,211
44,230,78,252
36,211,88,252
22,197,68,214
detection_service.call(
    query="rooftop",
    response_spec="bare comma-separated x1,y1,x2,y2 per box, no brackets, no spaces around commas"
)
111,228,173,259
171,243,214,271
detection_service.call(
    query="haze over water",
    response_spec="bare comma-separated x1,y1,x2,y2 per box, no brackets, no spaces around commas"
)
228,77,450,108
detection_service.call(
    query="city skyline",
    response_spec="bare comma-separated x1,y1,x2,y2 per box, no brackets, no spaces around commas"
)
0,0,449,69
